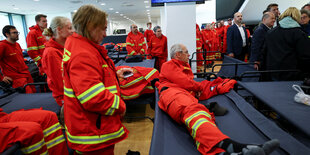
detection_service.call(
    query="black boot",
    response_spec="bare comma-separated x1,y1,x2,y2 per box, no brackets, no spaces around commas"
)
207,102,228,116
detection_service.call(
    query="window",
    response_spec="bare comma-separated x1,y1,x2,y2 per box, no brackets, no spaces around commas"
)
0,13,10,41
12,14,27,49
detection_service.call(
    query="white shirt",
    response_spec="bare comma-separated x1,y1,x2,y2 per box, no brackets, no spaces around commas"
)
237,24,246,47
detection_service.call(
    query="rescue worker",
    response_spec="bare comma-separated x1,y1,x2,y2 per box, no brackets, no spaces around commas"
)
42,16,74,106
126,24,147,56
0,108,68,155
156,43,280,155
0,25,35,93
146,26,168,71
63,5,128,154
144,22,154,43
26,14,47,74
223,18,232,54
196,24,204,72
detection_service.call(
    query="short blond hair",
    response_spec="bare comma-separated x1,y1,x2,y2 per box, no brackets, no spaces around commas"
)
72,5,107,40
279,7,301,22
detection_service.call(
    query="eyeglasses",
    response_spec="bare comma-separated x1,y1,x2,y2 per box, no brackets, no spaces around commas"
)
11,32,20,35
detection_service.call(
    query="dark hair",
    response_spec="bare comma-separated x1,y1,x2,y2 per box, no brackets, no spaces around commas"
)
301,9,310,17
35,14,47,22
2,25,16,38
266,3,278,11
153,26,161,33
147,22,152,26
301,3,310,10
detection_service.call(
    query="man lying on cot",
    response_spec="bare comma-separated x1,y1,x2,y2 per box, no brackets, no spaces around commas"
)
153,43,280,155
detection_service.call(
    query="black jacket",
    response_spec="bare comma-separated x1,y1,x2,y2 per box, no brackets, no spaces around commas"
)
263,23,310,80
250,24,270,63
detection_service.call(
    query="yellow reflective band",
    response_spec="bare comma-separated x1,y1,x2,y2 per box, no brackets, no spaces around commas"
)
145,86,154,90
21,138,45,154
63,48,71,62
46,135,65,149
33,56,41,62
197,47,202,50
128,51,135,56
126,42,134,46
40,151,48,155
107,85,118,94
76,150,83,154
143,41,147,44
191,118,209,139
105,95,120,115
64,87,75,98
27,46,39,51
141,49,145,52
144,69,157,80
43,122,61,137
196,38,200,41
66,126,126,145
184,67,190,70
185,111,211,127
121,86,152,100
77,83,105,104
120,76,144,88
38,45,45,49
37,36,43,39
102,64,108,68
138,43,143,46
196,141,200,149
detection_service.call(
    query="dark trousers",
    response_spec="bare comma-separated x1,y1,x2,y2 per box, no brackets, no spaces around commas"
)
234,46,247,61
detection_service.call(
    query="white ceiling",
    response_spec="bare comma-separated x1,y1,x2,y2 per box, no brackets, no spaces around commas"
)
0,0,161,24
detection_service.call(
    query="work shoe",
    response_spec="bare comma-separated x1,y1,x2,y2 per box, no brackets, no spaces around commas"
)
208,102,228,116
262,139,280,155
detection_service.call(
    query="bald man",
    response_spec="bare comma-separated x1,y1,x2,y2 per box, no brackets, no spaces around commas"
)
126,24,147,56
226,12,249,61
250,12,276,70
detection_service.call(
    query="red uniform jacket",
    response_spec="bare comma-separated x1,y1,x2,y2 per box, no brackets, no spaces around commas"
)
201,29,212,51
63,33,128,151
223,25,231,53
0,40,32,80
196,24,204,51
126,32,147,56
144,29,154,43
147,34,168,58
42,39,64,106
116,66,159,100
26,25,47,72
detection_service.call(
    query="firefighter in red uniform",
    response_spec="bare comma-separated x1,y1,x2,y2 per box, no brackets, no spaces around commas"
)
144,22,154,44
223,18,232,54
215,21,225,59
147,26,168,71
0,25,35,93
196,24,205,72
42,17,74,106
0,108,68,155
156,43,280,155
63,5,128,154
126,24,147,56
26,14,47,74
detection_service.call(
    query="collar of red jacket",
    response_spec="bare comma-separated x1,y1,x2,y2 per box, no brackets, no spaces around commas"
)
71,32,108,57
0,39,18,46
45,38,64,50
128,31,143,36
29,24,42,32
171,59,191,68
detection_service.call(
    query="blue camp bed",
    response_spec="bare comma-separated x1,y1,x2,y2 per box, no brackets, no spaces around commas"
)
0,92,61,115
213,55,259,82
115,59,155,68
238,81,310,138
150,90,310,155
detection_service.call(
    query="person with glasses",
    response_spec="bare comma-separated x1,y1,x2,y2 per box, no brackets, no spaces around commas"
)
0,25,35,93
300,9,310,36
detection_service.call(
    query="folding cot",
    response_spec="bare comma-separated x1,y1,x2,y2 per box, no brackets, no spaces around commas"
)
149,89,310,155
115,59,155,68
238,81,310,140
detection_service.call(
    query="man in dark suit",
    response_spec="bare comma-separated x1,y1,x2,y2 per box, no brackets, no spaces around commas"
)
226,12,249,61
250,12,275,70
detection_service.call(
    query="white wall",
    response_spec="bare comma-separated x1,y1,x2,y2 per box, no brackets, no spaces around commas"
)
164,2,196,71
196,0,216,27
25,12,72,31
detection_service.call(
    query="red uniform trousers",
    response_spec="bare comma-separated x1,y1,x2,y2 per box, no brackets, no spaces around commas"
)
73,145,114,155
13,77,36,93
0,109,68,155
196,49,204,71
158,87,228,155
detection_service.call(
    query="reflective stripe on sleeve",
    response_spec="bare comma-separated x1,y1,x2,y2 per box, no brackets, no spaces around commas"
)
144,69,157,80
46,135,66,149
21,138,46,154
27,46,39,51
77,83,105,104
64,87,75,98
43,122,61,137
105,95,120,115
120,76,144,88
